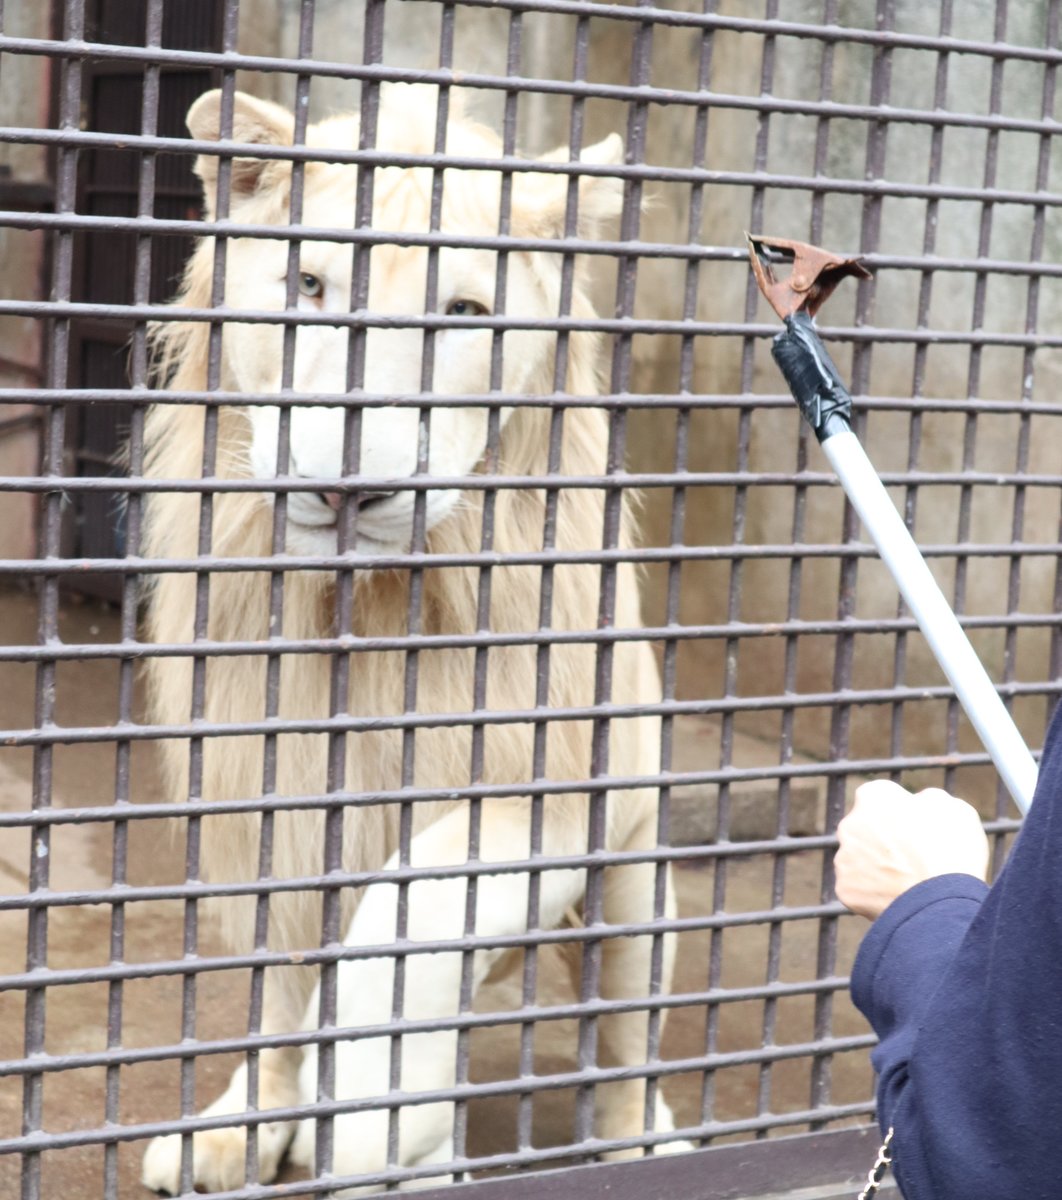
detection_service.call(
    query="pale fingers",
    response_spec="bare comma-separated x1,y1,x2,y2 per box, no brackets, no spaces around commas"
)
835,781,989,919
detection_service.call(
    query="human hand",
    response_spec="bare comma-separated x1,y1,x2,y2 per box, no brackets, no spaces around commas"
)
834,780,990,920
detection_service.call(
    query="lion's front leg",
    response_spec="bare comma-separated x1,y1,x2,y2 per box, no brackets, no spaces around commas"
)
141,967,305,1194
592,802,692,1158
292,802,586,1193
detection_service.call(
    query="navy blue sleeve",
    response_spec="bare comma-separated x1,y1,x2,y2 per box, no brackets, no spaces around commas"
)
850,699,1062,1200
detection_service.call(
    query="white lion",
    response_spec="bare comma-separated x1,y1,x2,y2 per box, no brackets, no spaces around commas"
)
140,84,686,1194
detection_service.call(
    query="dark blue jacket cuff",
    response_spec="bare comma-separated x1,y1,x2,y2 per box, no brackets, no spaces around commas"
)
850,874,990,1025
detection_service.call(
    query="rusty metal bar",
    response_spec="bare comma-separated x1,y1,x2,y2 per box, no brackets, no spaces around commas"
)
18,1,84,1196
8,209,1062,284
0,35,1060,115
5,126,1062,208
4,7,1062,64
0,385,1056,415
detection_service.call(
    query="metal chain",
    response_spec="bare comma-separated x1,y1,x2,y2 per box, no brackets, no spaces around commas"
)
856,1127,894,1199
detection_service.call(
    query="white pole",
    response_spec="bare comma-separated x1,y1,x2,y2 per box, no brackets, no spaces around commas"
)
821,429,1038,815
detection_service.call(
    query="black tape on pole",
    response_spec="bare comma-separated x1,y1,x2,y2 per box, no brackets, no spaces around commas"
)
771,311,854,443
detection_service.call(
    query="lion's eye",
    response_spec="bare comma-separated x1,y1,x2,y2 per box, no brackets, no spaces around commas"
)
299,272,323,299
445,299,489,318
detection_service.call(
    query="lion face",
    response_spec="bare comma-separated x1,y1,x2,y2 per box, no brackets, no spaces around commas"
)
187,85,623,555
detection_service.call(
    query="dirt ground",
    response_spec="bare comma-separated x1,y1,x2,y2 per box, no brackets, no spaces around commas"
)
0,586,873,1198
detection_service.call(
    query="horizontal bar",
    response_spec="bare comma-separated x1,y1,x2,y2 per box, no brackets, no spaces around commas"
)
0,753,1025,827
1,610,1055,665
2,840,844,902
0,766,976,921
0,206,733,261
3,211,1062,286
0,1112,881,1200
2,386,1062,418
0,975,852,1078
0,295,773,335
4,292,1062,348
14,5,1062,63
5,469,1062,496
0,901,853,992
0,1038,875,1156
407,0,1062,66
0,679,1056,749
180,1103,876,1200
0,804,1028,907
1,839,838,910
1,540,1059,584
0,206,739,260
0,34,1059,131
0,124,1059,210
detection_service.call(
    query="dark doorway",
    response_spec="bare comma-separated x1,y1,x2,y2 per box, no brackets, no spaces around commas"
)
63,0,222,600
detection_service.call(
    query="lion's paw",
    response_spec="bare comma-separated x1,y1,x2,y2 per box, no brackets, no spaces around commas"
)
141,1120,292,1195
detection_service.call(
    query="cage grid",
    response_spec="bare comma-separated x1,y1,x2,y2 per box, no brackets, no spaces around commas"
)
0,0,1060,1198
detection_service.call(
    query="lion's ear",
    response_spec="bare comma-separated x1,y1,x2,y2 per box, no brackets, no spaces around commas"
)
513,133,626,240
571,134,625,234
187,90,295,216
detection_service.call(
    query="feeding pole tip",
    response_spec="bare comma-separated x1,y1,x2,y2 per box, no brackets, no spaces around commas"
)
746,233,871,444
745,233,870,321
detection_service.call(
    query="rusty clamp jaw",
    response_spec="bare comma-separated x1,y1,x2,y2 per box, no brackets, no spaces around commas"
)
746,233,869,320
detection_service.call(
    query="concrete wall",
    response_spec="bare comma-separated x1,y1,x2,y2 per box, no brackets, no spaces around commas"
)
209,1,1062,793
0,0,50,560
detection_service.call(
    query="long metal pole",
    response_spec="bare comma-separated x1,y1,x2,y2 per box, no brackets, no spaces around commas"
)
771,309,1037,814
822,429,1037,812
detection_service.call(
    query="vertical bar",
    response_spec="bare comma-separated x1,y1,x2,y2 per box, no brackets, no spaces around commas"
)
997,0,1058,852
246,1,318,1186
102,3,164,1194
20,3,84,1197
757,0,837,1126
313,0,386,1181
380,4,455,1177
518,13,593,1154
889,0,954,788
177,3,241,1189
573,0,655,1151
701,0,779,1134
644,0,716,1145
810,0,896,1125
944,0,1008,803
451,8,523,1174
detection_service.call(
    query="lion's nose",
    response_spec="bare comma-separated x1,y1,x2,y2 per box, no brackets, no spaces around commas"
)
322,490,398,512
